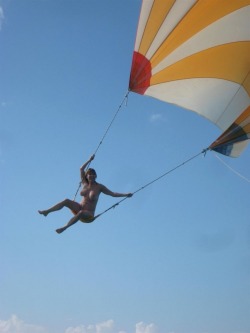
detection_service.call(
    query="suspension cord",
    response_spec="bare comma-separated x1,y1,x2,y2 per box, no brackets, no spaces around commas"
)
92,90,130,157
94,148,209,220
213,151,250,183
73,90,130,200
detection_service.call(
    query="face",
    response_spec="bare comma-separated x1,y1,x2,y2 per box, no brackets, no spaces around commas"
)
86,169,97,181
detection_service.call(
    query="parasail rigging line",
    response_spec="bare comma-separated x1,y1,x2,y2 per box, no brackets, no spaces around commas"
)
213,152,250,183
91,90,130,158
93,148,208,220
73,90,130,201
216,70,250,126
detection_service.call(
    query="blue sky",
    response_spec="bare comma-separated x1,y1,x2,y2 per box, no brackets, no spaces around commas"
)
0,1,249,333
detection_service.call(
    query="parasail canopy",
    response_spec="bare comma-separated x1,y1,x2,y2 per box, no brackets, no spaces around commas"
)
129,0,250,157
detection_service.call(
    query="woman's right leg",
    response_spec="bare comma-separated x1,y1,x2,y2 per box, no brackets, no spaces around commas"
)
38,199,81,216
55,210,94,234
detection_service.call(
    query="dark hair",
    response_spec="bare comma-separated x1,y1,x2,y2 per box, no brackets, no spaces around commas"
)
84,168,97,183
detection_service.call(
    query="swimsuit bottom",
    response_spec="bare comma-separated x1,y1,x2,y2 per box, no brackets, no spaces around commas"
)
71,209,95,223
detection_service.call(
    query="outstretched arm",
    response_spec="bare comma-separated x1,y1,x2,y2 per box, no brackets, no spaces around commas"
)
101,185,133,198
80,154,95,181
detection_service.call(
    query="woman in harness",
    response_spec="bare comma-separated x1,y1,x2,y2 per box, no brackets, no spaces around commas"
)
38,155,133,234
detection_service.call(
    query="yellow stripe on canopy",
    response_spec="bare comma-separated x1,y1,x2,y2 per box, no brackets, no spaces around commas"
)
150,0,250,67
138,0,175,56
151,42,250,94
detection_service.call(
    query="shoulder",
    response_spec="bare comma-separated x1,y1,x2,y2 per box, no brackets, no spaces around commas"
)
98,183,108,191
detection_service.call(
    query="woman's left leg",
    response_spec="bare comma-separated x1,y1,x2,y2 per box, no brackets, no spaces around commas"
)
38,199,81,216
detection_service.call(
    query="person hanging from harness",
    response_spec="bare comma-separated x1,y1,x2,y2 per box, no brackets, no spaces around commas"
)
38,154,133,234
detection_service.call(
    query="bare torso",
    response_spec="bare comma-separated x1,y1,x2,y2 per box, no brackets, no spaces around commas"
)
80,182,102,215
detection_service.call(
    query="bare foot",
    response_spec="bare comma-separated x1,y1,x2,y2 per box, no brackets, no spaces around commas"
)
55,227,66,234
38,210,48,217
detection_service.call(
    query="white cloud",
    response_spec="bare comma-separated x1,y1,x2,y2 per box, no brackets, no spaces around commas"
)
0,6,4,30
0,316,247,333
135,322,158,333
0,315,48,333
65,321,158,333
65,320,114,333
149,114,165,123
0,316,161,333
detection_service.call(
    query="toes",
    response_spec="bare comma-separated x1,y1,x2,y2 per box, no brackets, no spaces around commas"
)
38,210,48,217
56,228,64,234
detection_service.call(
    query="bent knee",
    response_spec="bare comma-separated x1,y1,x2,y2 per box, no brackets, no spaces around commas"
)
63,198,73,205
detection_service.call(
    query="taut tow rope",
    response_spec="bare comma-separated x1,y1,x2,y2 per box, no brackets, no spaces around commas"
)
73,90,130,200
92,90,130,158
93,148,209,220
